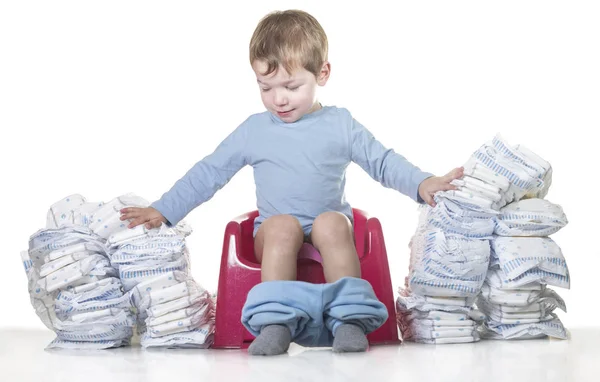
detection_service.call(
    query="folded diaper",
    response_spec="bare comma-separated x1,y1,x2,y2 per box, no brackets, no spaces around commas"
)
479,316,567,340
37,254,113,292
140,325,214,349
396,289,473,313
492,135,553,199
494,198,568,236
492,237,568,279
422,198,496,239
408,225,490,299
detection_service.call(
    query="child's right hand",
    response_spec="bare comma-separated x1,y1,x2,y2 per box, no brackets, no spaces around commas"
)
120,207,167,229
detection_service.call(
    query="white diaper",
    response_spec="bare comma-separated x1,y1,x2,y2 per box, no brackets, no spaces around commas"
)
403,310,470,321
494,135,552,199
408,325,478,340
119,257,189,292
492,236,569,280
408,227,490,298
451,180,503,203
129,271,189,308
146,304,209,327
423,199,496,239
88,194,150,238
477,294,565,320
147,290,211,318
396,291,472,314
487,258,570,290
494,198,568,237
140,325,214,349
480,316,567,340
37,254,109,292
46,194,87,229
55,277,123,305
480,282,543,307
40,252,91,277
147,304,213,338
46,338,131,350
46,241,104,261
407,335,480,344
463,161,511,192
55,292,132,320
53,310,135,342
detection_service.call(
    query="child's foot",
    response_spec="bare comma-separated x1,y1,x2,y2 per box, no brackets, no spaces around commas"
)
332,324,368,353
248,325,292,356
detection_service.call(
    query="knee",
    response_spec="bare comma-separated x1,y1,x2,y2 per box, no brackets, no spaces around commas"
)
311,212,353,245
262,214,304,242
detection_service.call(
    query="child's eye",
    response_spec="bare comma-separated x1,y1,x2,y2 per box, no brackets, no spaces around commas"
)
287,86,299,91
261,88,271,92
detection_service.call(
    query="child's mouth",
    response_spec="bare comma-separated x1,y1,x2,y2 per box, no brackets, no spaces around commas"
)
277,109,294,117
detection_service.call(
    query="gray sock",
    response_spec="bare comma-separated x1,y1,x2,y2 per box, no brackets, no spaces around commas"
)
332,324,369,353
248,325,292,356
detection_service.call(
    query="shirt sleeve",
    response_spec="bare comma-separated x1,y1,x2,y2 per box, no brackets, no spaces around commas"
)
150,120,250,226
350,116,433,203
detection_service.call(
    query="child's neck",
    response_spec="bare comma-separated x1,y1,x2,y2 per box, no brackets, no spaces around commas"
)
307,101,322,114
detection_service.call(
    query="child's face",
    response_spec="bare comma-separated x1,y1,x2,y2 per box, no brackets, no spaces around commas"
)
252,60,330,123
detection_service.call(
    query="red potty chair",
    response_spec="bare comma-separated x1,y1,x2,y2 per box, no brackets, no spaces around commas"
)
212,208,400,349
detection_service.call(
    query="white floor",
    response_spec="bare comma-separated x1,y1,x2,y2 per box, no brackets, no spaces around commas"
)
1,328,598,382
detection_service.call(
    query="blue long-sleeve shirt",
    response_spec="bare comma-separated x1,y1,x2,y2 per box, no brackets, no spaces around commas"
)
151,106,433,236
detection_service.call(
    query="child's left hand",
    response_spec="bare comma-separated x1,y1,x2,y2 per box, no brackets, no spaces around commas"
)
418,167,464,207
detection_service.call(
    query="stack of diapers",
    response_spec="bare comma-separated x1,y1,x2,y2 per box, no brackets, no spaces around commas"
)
451,134,553,210
397,197,494,344
396,291,485,344
477,198,569,340
21,193,215,349
22,215,134,349
406,206,494,298
109,225,215,349
397,134,565,344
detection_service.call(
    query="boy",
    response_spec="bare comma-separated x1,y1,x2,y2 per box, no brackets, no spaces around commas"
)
120,9,463,355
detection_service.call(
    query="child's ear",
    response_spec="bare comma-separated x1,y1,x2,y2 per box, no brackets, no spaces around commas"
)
317,61,331,86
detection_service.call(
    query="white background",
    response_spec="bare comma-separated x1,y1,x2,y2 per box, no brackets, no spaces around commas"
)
1,1,598,330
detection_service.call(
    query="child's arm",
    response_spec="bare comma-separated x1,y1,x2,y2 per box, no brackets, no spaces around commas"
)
350,117,462,206
122,122,250,229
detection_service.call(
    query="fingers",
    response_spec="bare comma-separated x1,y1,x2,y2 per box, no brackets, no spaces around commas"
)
120,207,165,230
121,207,149,229
119,207,142,221
423,192,436,207
145,218,163,230
443,167,464,182
125,217,163,230
128,217,147,229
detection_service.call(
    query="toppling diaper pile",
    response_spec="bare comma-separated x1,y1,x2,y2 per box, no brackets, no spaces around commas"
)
397,134,567,343
477,198,569,340
21,193,215,349
22,195,137,349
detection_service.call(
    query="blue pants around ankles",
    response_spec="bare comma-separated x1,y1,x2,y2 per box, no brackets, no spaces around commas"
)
241,277,388,347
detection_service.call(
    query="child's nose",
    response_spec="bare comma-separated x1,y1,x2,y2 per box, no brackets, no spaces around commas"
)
273,90,288,106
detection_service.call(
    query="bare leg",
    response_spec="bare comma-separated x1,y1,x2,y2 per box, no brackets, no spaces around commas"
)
310,211,367,352
254,214,304,282
310,211,360,283
249,215,304,355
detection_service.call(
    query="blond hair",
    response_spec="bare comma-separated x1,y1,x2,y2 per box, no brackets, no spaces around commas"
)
249,10,328,78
